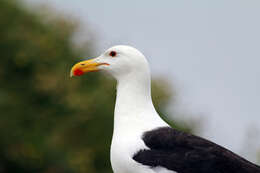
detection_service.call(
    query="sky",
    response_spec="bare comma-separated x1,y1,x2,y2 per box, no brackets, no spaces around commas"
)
24,0,260,162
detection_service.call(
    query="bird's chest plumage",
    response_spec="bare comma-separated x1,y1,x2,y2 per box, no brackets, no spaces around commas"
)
111,137,176,173
110,130,152,173
110,106,169,173
110,126,176,173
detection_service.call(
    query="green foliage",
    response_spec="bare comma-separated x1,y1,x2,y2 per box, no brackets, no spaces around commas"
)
0,0,194,172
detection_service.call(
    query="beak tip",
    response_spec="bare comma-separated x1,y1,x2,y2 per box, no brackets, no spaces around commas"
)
70,58,99,78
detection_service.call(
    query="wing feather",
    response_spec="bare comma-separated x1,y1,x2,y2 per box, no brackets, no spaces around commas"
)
133,127,260,173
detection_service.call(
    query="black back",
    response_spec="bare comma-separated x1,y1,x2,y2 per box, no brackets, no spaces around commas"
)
133,127,260,173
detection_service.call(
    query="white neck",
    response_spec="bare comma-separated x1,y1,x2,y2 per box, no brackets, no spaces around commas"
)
113,71,167,134
115,71,153,115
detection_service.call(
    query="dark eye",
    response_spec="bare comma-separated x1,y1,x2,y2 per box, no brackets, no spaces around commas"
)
109,51,117,57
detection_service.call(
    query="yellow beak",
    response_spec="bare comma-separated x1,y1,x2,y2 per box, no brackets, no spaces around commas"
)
70,58,109,77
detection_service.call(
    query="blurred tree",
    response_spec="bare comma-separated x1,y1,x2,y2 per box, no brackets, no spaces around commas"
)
0,0,194,173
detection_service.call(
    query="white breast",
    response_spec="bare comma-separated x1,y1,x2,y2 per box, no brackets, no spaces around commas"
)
110,127,153,173
111,135,177,173
110,112,169,173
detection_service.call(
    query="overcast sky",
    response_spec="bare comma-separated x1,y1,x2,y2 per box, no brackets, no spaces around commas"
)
25,0,260,162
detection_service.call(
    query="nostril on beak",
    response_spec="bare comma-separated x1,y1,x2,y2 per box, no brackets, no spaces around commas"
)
81,64,85,66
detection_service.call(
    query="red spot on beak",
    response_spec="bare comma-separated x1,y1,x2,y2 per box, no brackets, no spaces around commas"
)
74,69,84,76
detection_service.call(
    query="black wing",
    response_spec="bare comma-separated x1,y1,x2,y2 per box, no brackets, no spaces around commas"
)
133,127,260,173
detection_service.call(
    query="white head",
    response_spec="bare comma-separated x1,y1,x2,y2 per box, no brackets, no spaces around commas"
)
70,45,150,81
71,46,165,133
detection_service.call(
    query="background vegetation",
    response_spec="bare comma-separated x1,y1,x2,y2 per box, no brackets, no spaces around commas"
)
0,0,195,172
